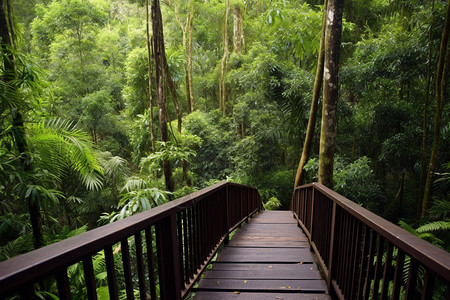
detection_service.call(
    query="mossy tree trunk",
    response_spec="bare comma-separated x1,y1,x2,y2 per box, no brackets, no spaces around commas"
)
318,0,344,188
418,0,435,216
422,0,450,216
294,0,328,188
219,0,230,116
146,0,155,152
151,0,174,192
233,4,244,54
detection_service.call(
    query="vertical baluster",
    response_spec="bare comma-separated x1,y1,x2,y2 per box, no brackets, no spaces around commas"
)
121,238,134,300
83,256,97,300
327,201,337,291
349,221,362,299
420,270,435,300
340,211,349,295
344,212,351,294
135,232,147,300
56,268,71,300
200,201,206,263
363,231,377,300
345,215,356,296
371,236,385,299
391,250,405,300
104,246,119,300
195,204,201,269
177,211,184,288
156,215,181,300
187,207,194,280
405,258,419,300
357,226,370,299
380,242,394,300
145,227,157,300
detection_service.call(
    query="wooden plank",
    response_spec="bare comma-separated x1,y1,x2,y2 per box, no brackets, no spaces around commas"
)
233,230,304,238
211,263,318,272
249,211,297,224
194,211,329,299
203,269,323,280
215,248,315,263
230,236,307,242
196,279,328,292
194,292,331,300
228,241,308,248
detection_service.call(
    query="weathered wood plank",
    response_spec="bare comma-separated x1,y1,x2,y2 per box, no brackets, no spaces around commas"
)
249,211,297,224
228,241,308,248
215,247,315,263
196,279,328,292
211,263,318,272
193,211,329,299
203,269,323,280
194,292,331,300
230,235,307,242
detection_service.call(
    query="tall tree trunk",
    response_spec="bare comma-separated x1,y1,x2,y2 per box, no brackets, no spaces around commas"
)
173,1,194,113
219,0,230,116
422,0,450,216
294,0,328,188
151,0,174,192
187,9,194,112
318,0,344,188
418,0,435,216
233,4,244,53
146,0,155,152
1,0,44,248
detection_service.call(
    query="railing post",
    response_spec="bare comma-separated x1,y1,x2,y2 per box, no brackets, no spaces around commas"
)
309,186,315,238
156,214,182,300
327,201,337,292
224,185,230,244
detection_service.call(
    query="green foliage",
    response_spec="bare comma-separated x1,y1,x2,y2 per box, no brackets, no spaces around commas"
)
263,197,281,210
27,118,103,191
99,177,169,224
141,141,196,173
398,220,446,248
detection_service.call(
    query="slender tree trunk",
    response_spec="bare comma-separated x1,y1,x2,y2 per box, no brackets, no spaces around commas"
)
219,0,230,116
146,0,155,152
187,9,194,112
151,0,174,192
422,0,450,216
233,4,244,53
294,0,328,188
173,1,194,114
318,0,344,188
418,0,435,216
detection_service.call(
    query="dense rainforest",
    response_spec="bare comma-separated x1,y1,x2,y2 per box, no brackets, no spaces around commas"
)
0,0,449,268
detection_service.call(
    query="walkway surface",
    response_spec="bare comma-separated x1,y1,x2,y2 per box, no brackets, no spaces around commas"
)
194,211,331,300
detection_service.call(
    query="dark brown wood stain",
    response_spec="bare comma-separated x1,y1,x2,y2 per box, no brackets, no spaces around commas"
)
193,211,331,299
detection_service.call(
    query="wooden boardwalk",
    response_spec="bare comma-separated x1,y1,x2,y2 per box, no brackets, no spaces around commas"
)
194,211,331,300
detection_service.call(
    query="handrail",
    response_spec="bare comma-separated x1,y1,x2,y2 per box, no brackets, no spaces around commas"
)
291,182,450,299
0,181,263,300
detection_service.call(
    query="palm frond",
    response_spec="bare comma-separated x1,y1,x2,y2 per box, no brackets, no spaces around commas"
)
416,221,450,233
26,118,103,191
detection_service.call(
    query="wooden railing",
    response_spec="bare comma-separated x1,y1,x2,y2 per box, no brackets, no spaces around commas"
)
291,182,450,300
0,181,262,300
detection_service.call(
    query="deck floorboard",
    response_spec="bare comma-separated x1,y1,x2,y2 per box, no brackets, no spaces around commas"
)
193,211,330,299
